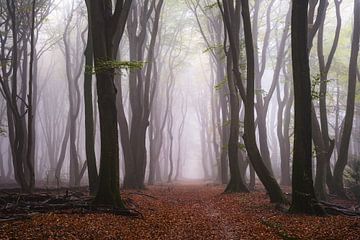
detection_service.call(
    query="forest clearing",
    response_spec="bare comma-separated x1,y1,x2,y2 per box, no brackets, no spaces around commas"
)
1,183,359,240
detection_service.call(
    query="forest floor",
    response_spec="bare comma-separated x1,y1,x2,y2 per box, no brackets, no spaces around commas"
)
0,182,359,239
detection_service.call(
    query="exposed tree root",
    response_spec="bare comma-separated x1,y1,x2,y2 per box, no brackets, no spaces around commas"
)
126,192,158,200
319,201,360,216
0,190,143,222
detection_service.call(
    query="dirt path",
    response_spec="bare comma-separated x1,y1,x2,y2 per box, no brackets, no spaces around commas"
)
0,184,359,239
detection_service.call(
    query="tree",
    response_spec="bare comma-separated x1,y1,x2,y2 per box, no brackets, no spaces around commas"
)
219,0,249,193
252,0,276,175
60,2,87,187
276,60,293,187
195,94,212,180
123,0,164,189
289,0,325,215
26,0,37,191
174,97,187,180
333,0,360,196
0,0,52,192
86,0,132,207
84,0,98,195
148,5,184,184
219,0,286,203
311,0,342,200
186,0,229,184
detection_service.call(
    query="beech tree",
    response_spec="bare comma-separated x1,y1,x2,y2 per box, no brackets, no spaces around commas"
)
290,0,324,215
60,3,87,187
333,0,360,196
0,0,52,192
84,0,98,195
123,0,164,189
219,0,286,203
219,0,249,193
313,0,342,200
186,0,229,184
86,0,132,207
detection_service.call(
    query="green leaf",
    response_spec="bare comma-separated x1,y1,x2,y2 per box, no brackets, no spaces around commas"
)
214,78,227,91
203,44,223,54
86,60,145,75
205,2,219,10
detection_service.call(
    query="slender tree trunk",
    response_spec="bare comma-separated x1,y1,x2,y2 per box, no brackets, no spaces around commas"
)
240,0,285,203
26,0,37,191
84,0,98,195
333,0,360,196
224,52,249,193
167,110,174,182
55,116,70,184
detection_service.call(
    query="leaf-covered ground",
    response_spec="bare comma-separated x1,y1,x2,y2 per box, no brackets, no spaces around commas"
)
0,183,359,239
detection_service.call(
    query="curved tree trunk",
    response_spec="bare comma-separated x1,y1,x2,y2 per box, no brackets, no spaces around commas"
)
333,0,360,197
240,0,285,203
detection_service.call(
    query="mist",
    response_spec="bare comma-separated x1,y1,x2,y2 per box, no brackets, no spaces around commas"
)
0,0,360,238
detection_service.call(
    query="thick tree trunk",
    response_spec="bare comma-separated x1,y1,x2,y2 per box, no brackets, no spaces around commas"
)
290,0,324,215
89,0,133,207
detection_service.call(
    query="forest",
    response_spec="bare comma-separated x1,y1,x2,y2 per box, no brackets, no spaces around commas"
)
0,0,360,239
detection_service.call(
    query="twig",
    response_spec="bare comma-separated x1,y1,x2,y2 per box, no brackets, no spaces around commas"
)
127,192,158,200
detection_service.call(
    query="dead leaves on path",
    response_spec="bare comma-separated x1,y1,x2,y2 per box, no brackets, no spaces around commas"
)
0,185,359,239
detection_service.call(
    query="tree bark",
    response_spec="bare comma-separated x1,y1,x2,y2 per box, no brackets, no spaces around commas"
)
84,0,98,195
240,0,285,203
290,0,324,215
88,0,132,207
333,0,360,196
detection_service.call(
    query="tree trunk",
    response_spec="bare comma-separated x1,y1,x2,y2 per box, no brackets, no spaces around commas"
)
55,116,70,185
88,0,133,207
333,0,360,197
224,52,249,193
289,0,324,215
240,0,285,203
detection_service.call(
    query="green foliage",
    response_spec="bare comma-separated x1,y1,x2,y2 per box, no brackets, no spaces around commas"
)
222,119,231,127
255,88,267,97
221,119,244,128
86,60,144,75
238,143,246,152
203,44,223,54
0,123,6,136
311,74,321,100
204,2,219,10
311,73,332,100
345,158,360,203
221,142,246,153
214,77,227,91
344,158,360,187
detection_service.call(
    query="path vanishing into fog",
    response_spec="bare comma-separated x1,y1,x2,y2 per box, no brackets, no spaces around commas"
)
1,183,359,239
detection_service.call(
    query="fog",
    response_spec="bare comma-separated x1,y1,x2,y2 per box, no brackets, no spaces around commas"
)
0,0,359,195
